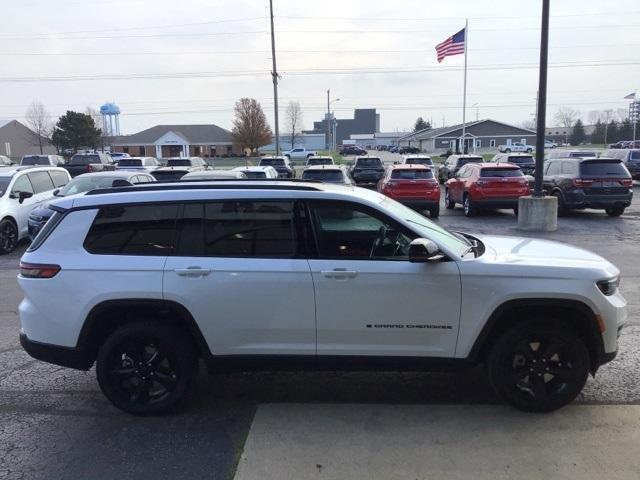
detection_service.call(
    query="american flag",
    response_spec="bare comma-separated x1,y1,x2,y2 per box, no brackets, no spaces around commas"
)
435,28,466,63
624,92,636,100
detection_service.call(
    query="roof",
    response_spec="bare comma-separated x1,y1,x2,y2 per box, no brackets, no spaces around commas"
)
74,171,152,179
112,124,233,145
0,120,13,129
0,166,68,177
303,165,344,171
232,166,276,172
403,154,432,159
400,119,537,141
390,164,430,170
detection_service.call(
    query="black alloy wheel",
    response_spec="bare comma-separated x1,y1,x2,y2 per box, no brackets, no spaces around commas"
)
0,219,18,254
487,323,590,412
96,322,197,415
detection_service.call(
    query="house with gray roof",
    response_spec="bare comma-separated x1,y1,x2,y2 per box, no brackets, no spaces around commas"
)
398,119,537,153
111,124,242,158
0,120,57,162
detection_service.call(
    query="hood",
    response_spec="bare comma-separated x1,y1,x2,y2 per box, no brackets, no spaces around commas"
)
475,234,619,280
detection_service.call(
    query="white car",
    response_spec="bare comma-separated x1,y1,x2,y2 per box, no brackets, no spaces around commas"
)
544,140,558,149
152,157,208,181
283,147,317,160
231,166,279,179
498,142,533,153
181,170,247,180
115,157,161,173
0,166,70,253
18,181,626,414
0,155,14,167
402,154,438,177
301,165,352,184
306,156,334,166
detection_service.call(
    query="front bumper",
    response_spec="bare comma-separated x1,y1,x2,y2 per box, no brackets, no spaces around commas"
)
20,333,92,370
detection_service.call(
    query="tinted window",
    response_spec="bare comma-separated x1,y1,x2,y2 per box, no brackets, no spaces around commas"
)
630,151,640,160
0,178,10,197
11,175,34,194
310,201,412,260
176,201,296,258
479,168,523,178
242,171,266,179
391,169,433,179
166,159,191,167
507,156,534,165
569,151,595,158
307,158,333,165
21,155,49,165
28,171,55,193
545,161,560,175
84,204,178,255
70,154,99,165
356,158,382,168
118,159,142,167
152,170,186,181
260,158,285,166
49,170,69,187
580,161,629,176
301,170,345,183
405,158,433,166
561,162,578,175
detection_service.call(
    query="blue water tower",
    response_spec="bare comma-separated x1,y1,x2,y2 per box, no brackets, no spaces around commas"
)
100,102,121,137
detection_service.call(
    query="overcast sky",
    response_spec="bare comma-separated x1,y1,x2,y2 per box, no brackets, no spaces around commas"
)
2,0,639,134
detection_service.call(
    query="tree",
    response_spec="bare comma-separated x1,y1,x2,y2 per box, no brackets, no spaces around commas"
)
519,119,536,130
590,120,606,145
553,106,581,129
414,117,430,132
569,119,586,146
51,110,101,153
231,98,272,154
606,120,619,144
285,101,303,150
618,118,632,141
24,101,52,154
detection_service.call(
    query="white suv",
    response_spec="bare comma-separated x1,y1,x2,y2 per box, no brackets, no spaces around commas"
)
0,166,70,253
18,182,627,415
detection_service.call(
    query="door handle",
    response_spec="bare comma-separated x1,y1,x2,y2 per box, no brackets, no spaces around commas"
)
174,267,211,277
321,269,358,279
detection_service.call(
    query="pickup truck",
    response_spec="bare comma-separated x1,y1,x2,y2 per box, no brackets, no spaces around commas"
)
497,142,533,153
350,156,385,185
63,153,115,177
151,157,208,181
283,147,317,160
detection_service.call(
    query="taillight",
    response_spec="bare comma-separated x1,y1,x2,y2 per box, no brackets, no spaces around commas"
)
619,178,633,187
19,262,61,279
572,178,593,187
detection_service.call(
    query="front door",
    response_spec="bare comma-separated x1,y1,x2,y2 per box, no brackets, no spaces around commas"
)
163,200,316,356
307,200,461,357
9,174,39,236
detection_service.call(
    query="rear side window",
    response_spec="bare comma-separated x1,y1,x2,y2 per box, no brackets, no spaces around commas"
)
356,158,382,167
580,161,629,177
27,171,55,193
49,170,69,187
176,201,296,258
391,169,433,179
630,151,640,160
479,168,523,178
545,161,560,175
84,204,179,255
561,162,578,175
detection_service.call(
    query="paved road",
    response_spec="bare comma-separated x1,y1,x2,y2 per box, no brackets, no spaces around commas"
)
0,180,639,480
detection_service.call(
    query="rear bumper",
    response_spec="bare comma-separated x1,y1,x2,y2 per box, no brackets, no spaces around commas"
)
353,173,384,184
393,198,440,209
20,333,92,371
564,191,633,209
471,198,520,209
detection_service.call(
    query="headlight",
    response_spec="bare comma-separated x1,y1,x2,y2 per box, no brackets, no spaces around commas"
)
597,276,620,296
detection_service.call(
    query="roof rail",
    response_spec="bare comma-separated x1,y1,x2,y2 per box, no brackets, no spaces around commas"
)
85,181,323,196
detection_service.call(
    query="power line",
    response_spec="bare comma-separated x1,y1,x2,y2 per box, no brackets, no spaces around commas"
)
277,11,640,21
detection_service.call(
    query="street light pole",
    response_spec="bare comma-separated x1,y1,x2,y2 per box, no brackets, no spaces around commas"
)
269,0,280,155
326,90,331,151
533,0,550,198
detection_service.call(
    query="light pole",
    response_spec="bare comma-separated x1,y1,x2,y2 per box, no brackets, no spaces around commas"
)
472,103,479,122
269,0,280,155
326,91,340,152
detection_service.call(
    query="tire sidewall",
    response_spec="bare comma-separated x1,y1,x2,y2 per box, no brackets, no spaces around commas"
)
0,219,18,254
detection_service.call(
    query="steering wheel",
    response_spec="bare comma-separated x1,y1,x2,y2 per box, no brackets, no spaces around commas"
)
370,225,402,258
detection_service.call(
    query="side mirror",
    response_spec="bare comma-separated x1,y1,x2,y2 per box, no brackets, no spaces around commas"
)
18,191,33,204
53,189,60,196
409,238,443,263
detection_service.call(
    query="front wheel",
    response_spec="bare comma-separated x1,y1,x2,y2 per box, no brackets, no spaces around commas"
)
553,190,568,216
96,322,197,415
486,323,590,412
0,218,19,254
605,206,625,217
463,194,476,217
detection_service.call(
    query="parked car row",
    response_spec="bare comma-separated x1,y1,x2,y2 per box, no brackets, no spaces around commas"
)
609,140,640,149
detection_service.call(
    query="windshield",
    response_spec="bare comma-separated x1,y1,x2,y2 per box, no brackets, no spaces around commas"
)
242,171,266,179
480,168,524,178
569,151,595,158
117,159,142,167
59,176,124,196
260,158,285,166
21,156,49,165
70,154,99,165
580,161,628,176
391,169,433,179
301,170,345,183
0,178,10,196
507,156,534,165
307,158,333,165
458,157,482,167
380,197,469,257
356,158,382,167
166,159,192,167
630,151,640,160
406,158,433,166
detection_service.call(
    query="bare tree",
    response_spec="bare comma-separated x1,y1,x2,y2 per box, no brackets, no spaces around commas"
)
231,98,272,154
85,107,102,129
24,101,52,154
519,119,536,130
553,106,581,128
285,101,304,150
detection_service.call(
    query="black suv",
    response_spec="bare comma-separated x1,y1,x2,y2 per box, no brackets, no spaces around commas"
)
258,156,295,178
543,157,633,216
350,156,385,185
340,145,367,156
398,146,420,154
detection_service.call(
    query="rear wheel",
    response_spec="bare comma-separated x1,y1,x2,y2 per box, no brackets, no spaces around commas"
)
0,218,18,254
553,190,568,216
526,148,533,153
445,189,455,209
463,194,476,217
487,322,590,412
605,206,625,217
505,148,511,153
430,205,440,219
513,206,519,216
96,322,197,415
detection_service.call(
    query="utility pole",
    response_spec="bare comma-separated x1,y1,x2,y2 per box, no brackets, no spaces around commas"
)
326,89,331,151
269,0,280,155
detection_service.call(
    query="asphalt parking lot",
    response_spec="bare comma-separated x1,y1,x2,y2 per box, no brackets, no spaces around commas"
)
1,170,639,480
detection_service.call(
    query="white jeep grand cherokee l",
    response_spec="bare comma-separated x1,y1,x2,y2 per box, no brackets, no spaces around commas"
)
18,182,627,415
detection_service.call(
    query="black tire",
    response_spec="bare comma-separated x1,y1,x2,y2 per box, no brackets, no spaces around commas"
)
445,189,455,209
553,190,568,216
0,218,19,254
430,205,440,219
486,322,590,412
605,206,625,217
526,148,533,153
463,194,476,217
505,148,511,153
513,207,519,216
96,321,197,416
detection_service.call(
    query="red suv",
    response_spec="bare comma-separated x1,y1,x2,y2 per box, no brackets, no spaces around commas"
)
377,164,441,217
445,163,530,217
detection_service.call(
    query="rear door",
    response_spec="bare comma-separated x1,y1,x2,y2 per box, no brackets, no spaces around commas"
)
163,200,316,356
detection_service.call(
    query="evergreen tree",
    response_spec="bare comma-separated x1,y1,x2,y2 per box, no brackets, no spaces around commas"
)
569,119,586,146
590,120,606,145
51,111,101,153
414,117,430,132
606,120,619,144
618,118,632,142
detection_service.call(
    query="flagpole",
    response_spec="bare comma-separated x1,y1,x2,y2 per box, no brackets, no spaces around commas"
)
634,90,638,143
461,18,468,153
